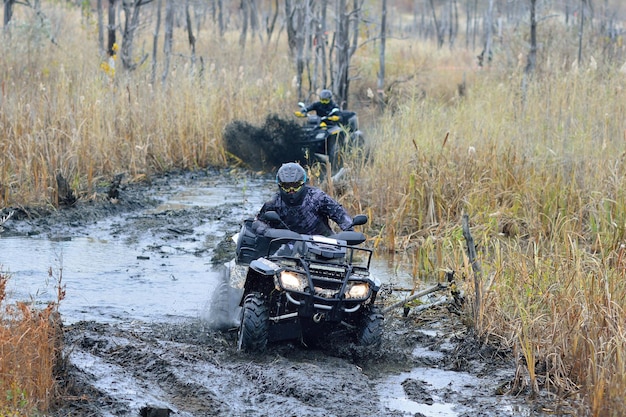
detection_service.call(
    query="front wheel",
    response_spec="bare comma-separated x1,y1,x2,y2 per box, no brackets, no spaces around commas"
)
207,282,240,331
357,306,384,348
326,135,344,174
237,293,269,352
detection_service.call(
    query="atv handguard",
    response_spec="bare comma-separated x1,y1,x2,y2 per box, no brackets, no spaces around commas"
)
249,258,282,275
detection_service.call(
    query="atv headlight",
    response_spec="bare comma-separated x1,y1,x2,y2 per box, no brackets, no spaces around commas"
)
278,271,307,292
346,282,370,300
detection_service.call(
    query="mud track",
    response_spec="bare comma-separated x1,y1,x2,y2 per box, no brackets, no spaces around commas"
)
3,169,546,417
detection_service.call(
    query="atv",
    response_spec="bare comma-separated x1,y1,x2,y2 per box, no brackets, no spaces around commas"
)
294,103,364,173
230,211,383,352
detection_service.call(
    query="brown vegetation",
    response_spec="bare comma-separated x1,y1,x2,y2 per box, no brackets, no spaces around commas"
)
2,1,626,416
0,270,64,414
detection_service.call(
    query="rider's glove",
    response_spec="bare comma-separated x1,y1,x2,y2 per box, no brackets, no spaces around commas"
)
294,111,305,117
328,115,340,122
252,220,268,235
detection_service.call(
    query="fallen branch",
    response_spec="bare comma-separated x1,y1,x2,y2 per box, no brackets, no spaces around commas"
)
0,210,14,231
406,296,451,316
382,282,448,314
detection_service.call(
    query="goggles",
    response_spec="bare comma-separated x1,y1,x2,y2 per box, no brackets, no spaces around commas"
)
279,181,304,194
320,99,330,104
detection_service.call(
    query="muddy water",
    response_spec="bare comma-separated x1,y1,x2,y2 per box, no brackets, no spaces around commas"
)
1,178,415,324
0,172,538,417
2,180,276,323
1,236,411,324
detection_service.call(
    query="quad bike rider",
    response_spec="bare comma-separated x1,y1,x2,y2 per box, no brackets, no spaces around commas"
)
293,90,363,172
230,162,383,352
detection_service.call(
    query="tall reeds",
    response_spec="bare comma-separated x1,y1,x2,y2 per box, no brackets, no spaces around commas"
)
0,269,64,414
348,57,626,414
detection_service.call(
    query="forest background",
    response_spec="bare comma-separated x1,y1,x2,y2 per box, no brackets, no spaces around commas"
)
2,0,626,415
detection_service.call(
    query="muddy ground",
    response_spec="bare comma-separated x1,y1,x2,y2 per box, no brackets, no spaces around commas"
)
2,169,571,417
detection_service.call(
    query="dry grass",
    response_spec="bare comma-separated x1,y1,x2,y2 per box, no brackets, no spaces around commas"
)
3,3,626,416
344,29,626,417
0,269,64,415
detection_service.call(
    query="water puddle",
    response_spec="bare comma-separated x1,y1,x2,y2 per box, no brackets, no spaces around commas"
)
378,339,518,417
2,235,218,324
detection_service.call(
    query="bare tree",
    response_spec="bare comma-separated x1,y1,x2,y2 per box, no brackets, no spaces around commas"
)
3,0,16,29
377,0,387,112
119,0,152,71
97,0,105,55
238,0,261,49
264,0,279,45
315,0,329,90
478,0,494,66
239,0,249,48
161,0,174,85
186,0,197,72
107,0,117,57
448,0,459,48
332,0,362,108
285,0,297,58
287,0,361,108
249,0,260,41
578,0,586,66
525,0,537,74
207,0,224,36
151,0,162,85
429,0,444,48
4,0,57,44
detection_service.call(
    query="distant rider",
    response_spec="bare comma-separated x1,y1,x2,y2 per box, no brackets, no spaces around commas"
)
294,89,356,127
253,162,353,237
294,89,339,120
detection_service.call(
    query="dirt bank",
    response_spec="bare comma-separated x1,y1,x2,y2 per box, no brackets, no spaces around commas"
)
1,169,564,417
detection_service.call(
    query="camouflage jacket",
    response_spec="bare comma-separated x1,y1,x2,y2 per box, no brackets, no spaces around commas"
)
257,187,353,236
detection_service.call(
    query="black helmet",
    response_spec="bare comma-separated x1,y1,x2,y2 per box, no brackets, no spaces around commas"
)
320,89,332,104
276,162,307,205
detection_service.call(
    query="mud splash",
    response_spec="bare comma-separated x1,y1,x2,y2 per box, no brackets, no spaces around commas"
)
0,169,552,417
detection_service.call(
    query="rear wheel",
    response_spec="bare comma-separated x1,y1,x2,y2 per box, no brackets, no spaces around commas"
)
357,306,384,348
327,135,344,174
237,293,269,352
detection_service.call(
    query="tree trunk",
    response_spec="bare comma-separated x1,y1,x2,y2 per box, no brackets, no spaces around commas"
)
334,0,350,107
161,0,174,85
578,0,585,66
239,0,249,49
285,0,297,59
320,0,328,89
121,0,145,71
303,1,313,93
186,0,197,72
107,0,117,57
265,0,279,45
249,0,260,42
472,0,478,50
428,0,444,48
448,0,458,48
4,0,15,29
525,0,537,75
479,0,494,67
217,0,224,37
292,1,306,100
151,0,162,85
97,0,105,55
377,0,387,112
